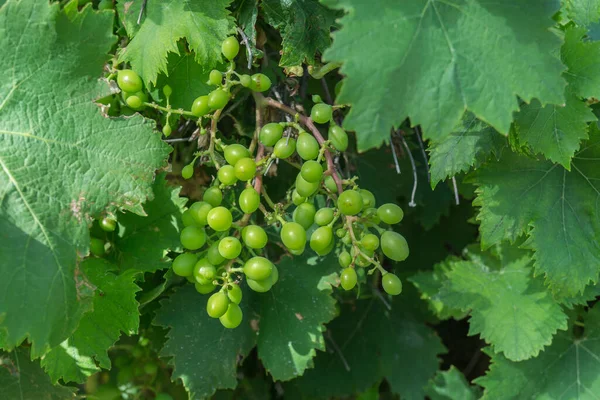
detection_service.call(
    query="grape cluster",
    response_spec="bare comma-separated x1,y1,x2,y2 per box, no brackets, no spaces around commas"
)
111,36,409,329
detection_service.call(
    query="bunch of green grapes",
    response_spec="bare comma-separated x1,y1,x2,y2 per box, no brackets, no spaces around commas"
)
110,36,408,328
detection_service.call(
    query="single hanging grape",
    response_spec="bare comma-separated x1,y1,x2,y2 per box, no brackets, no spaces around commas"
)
329,125,349,151
296,132,319,160
220,303,243,328
172,253,197,277
382,273,402,295
222,37,240,60
310,103,333,124
260,123,284,146
100,216,117,232
203,187,223,207
380,231,409,261
117,69,142,93
340,268,357,290
207,292,230,318
337,190,363,215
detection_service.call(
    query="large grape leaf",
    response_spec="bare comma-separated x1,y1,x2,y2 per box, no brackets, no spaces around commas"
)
117,0,233,86
41,258,140,383
256,253,338,381
477,305,600,399
323,0,566,151
0,348,75,399
0,1,170,358
428,114,506,187
154,284,257,399
564,0,600,29
562,26,600,100
439,245,568,361
471,126,600,296
425,366,481,400
285,287,446,400
113,174,186,273
261,0,338,67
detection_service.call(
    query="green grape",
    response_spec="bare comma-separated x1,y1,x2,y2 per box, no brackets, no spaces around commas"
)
207,242,226,265
203,187,223,207
341,232,352,246
191,95,211,117
273,137,296,159
292,190,306,206
228,284,243,304
324,175,338,193
309,226,333,253
295,174,319,197
172,253,197,277
338,251,352,268
208,89,230,110
381,231,409,261
315,238,334,256
293,202,316,230
180,226,206,250
234,157,257,181
100,216,117,232
243,257,273,281
240,74,252,87
310,103,333,124
195,282,216,294
296,132,320,160
163,84,173,97
334,80,343,98
363,207,380,224
207,206,233,231
125,93,143,109
189,201,212,226
361,234,380,251
280,222,306,250
382,273,403,295
90,238,105,256
336,228,346,238
162,124,172,136
222,36,240,60
98,0,114,10
340,267,357,290
217,165,238,186
220,303,243,328
224,144,251,166
181,209,196,227
242,225,268,249
207,292,230,318
271,265,279,284
239,187,260,214
289,245,305,256
117,69,142,93
359,189,376,210
193,258,216,283
208,69,223,86
314,208,334,226
218,236,242,259
260,123,284,146
186,275,196,283
337,190,363,215
247,277,273,293
377,203,404,225
312,94,323,104
181,164,194,179
300,160,323,183
329,125,349,151
249,73,272,92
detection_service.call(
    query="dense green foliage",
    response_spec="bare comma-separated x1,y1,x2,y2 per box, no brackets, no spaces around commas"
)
1,0,600,399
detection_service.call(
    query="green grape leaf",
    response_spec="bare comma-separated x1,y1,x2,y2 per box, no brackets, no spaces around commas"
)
561,282,600,309
564,0,600,29
261,0,338,66
154,285,257,399
471,126,600,296
562,26,600,100
425,366,481,400
477,305,600,399
0,348,75,399
41,258,140,383
324,0,566,151
256,253,338,381
439,245,568,361
113,174,186,273
0,1,169,358
286,287,446,400
428,114,507,187
117,0,233,86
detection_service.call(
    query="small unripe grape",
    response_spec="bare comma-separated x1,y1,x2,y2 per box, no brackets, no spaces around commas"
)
117,69,142,93
207,292,230,318
240,74,252,87
310,103,333,124
247,277,273,293
208,69,223,86
380,231,409,261
337,190,364,215
224,144,251,166
242,225,268,249
163,84,173,97
243,256,273,281
234,157,257,181
310,226,333,253
208,89,230,110
228,284,243,304
249,73,271,92
189,201,212,226
203,187,223,207
191,95,211,117
361,234,380,251
289,245,305,256
377,203,404,225
314,208,334,226
300,160,323,183
172,253,197,277
273,137,296,159
296,132,320,160
292,190,306,206
207,206,233,232
239,187,260,214
382,273,403,295
336,228,346,238
162,124,172,137
125,93,144,109
180,226,206,250
181,210,196,227
340,267,357,290
324,175,338,193
181,164,194,180
217,165,238,186
280,222,306,250
359,189,376,210
260,123,284,146
329,125,348,151
222,37,240,60
195,282,216,294
218,236,242,259
295,174,319,197
193,258,216,283
293,202,316,230
100,217,117,232
338,251,352,268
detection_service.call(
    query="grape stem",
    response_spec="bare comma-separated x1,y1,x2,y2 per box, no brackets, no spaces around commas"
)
345,216,387,276
142,102,196,117
255,94,344,193
209,109,223,169
308,62,342,79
